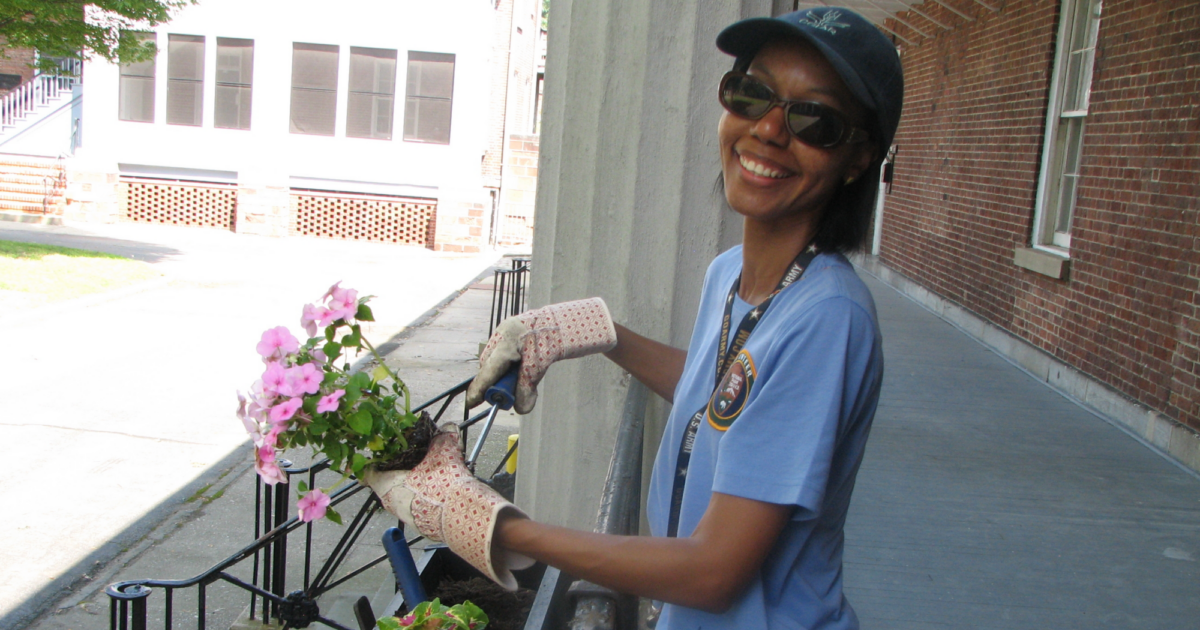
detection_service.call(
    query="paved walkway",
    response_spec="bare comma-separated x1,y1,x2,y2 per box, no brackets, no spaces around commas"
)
12,248,1199,629
0,221,502,630
845,271,1200,629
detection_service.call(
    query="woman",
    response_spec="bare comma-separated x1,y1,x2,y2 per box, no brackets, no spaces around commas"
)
374,7,903,629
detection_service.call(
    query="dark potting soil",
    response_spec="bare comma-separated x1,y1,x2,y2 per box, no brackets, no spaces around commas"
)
373,412,440,471
429,577,535,630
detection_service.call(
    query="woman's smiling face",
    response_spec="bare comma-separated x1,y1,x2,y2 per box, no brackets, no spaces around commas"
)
719,38,875,227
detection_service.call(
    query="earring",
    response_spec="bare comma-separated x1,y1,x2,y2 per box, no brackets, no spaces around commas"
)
844,176,856,186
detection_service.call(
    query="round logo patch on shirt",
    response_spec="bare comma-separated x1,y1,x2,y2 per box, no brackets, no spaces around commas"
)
707,350,756,431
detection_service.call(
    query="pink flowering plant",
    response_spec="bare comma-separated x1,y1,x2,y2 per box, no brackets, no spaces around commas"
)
376,598,488,630
238,282,423,524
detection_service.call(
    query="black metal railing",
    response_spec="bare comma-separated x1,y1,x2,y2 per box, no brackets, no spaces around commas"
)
488,258,531,337
107,377,512,630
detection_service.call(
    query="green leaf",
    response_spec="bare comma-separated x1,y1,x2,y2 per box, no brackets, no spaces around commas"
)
325,326,336,342
344,383,361,404
322,341,342,361
325,508,343,525
302,396,317,415
296,480,308,493
351,453,367,476
376,617,401,630
309,419,329,436
350,371,372,391
349,410,373,435
371,365,390,383
356,304,375,321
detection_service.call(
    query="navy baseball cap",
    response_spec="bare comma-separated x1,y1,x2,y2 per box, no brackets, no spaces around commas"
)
717,7,904,151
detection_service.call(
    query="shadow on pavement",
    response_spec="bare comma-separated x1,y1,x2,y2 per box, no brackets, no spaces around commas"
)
2,443,254,630
0,226,186,264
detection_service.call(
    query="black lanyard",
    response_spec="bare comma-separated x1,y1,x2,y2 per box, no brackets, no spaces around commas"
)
665,246,818,538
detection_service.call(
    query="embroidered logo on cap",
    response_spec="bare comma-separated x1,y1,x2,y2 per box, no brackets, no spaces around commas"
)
799,9,851,35
707,350,756,431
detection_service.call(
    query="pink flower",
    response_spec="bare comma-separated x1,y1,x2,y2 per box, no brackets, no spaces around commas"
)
269,397,303,424
297,488,331,522
301,304,332,338
286,363,323,396
316,389,345,413
262,362,290,397
262,423,285,448
255,445,287,485
237,392,264,446
324,282,359,322
311,348,328,364
257,326,300,361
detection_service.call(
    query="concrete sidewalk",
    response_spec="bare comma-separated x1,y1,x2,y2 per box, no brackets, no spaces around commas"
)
845,271,1200,629
0,220,503,630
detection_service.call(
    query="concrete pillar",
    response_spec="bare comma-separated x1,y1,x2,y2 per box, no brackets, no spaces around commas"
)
62,157,120,223
515,0,777,529
235,172,291,237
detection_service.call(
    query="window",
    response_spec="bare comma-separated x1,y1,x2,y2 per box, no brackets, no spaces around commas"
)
290,43,339,136
1032,0,1102,251
347,47,397,140
215,38,253,130
167,34,205,126
403,52,455,144
118,32,156,122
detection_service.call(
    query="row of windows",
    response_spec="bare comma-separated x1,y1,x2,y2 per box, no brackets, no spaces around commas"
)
117,34,455,144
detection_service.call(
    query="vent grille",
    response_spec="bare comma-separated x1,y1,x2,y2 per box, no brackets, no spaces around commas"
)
119,178,237,229
290,191,436,248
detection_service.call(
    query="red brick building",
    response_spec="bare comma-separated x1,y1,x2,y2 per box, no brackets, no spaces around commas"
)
866,0,1199,469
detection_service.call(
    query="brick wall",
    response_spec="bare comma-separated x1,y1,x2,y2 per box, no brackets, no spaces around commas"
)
0,45,36,96
497,133,538,246
433,192,488,252
879,0,1200,431
483,0,515,188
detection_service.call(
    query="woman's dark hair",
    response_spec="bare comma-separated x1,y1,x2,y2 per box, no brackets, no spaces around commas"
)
725,52,883,254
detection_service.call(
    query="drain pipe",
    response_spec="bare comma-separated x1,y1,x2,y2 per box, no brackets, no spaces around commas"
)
567,381,648,630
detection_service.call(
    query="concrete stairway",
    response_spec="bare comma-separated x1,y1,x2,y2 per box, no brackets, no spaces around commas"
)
0,154,66,215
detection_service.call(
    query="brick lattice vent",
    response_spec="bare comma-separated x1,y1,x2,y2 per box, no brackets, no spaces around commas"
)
119,178,237,229
289,190,437,248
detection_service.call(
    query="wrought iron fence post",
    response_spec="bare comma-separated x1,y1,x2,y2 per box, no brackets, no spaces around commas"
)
107,583,151,630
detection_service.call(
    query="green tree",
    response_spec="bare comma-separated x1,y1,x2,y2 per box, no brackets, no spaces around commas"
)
0,0,194,72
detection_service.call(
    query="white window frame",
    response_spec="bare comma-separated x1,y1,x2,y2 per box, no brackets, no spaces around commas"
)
1031,0,1102,254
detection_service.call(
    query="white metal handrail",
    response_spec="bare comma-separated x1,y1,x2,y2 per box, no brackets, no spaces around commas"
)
0,58,81,129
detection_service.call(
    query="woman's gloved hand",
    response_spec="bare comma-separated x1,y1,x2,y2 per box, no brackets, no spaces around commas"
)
362,425,534,590
466,297,618,414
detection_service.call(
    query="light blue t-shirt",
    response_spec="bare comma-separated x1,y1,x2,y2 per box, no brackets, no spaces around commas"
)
647,246,884,630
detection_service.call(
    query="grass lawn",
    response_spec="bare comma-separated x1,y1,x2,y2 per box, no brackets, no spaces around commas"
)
0,240,162,311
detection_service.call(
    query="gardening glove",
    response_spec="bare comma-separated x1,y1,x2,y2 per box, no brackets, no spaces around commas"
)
362,425,534,591
466,297,618,414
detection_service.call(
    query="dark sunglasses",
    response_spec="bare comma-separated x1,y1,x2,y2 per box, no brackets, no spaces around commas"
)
718,72,869,149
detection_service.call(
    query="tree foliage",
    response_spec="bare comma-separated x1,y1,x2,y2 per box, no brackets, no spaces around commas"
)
0,0,193,72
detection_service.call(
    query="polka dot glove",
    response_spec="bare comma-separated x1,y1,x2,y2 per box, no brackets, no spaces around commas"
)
362,426,534,591
466,297,618,414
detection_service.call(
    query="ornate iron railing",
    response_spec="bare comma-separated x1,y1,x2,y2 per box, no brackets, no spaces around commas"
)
107,377,510,630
